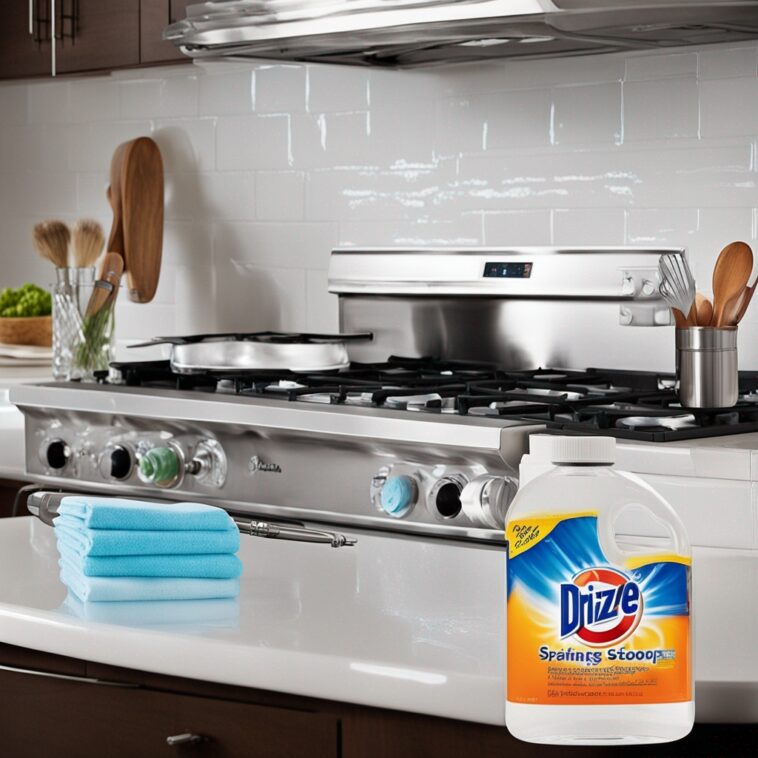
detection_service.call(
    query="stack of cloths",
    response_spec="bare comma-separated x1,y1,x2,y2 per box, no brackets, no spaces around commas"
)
54,497,242,603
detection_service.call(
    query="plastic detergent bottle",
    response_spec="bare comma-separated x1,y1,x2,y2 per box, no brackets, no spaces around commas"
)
505,435,694,745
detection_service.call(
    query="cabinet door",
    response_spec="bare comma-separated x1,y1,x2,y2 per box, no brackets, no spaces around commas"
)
56,0,140,74
0,2,52,80
141,0,194,64
0,665,339,758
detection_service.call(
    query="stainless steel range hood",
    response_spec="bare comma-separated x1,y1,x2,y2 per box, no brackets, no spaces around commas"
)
164,1,758,67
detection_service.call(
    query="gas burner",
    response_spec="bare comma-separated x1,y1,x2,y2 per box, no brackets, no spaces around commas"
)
95,359,758,442
616,414,696,431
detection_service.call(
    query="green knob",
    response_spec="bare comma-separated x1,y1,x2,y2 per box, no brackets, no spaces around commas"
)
139,446,179,484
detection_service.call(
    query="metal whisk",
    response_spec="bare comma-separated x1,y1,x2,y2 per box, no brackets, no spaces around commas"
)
659,253,696,327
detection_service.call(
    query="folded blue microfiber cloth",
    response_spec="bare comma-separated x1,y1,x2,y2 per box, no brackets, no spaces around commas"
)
57,496,235,531
54,514,240,557
60,565,240,603
61,595,240,627
58,549,242,579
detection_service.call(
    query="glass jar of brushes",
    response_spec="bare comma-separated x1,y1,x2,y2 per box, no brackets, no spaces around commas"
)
52,266,116,381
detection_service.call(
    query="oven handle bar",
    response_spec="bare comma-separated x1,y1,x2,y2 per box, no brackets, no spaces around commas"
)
27,492,357,548
233,517,356,548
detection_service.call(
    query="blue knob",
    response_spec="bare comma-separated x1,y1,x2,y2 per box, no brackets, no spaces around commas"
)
380,476,416,516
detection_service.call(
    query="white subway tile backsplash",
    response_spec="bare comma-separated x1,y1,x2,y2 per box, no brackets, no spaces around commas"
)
482,210,551,246
1,41,758,356
174,264,219,334
700,77,758,137
213,221,338,270
75,173,111,219
698,45,758,80
306,269,339,332
483,89,552,150
69,78,120,123
215,259,307,331
68,119,154,171
625,52,698,82
691,207,758,286
197,67,256,116
256,171,305,220
162,220,213,268
434,97,487,157
202,172,257,221
623,78,699,142
626,208,699,247
255,65,307,114
307,65,369,113
552,208,625,246
216,114,290,170
153,117,216,172
119,80,165,120
551,83,622,145
0,84,29,126
28,81,71,124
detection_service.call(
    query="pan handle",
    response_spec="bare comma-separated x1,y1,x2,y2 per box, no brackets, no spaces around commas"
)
128,332,374,349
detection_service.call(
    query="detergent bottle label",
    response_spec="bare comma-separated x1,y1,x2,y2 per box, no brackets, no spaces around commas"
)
506,512,691,705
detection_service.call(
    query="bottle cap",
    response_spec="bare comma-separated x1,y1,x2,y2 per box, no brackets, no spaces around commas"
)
549,435,616,465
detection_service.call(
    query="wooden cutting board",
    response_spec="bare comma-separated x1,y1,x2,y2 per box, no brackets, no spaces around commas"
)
107,137,164,303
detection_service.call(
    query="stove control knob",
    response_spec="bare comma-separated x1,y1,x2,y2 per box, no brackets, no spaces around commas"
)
378,475,418,518
45,439,70,470
138,446,181,487
109,445,133,480
461,475,518,530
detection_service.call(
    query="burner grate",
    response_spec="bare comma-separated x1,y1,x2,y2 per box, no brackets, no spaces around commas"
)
96,358,758,442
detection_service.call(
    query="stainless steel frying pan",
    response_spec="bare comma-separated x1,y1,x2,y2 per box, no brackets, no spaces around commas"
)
130,332,373,374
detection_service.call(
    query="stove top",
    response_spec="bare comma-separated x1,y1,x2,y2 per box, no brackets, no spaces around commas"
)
99,357,758,443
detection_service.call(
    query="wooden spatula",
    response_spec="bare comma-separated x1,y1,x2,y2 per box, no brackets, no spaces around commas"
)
711,241,753,327
85,253,125,318
121,137,164,303
106,142,128,258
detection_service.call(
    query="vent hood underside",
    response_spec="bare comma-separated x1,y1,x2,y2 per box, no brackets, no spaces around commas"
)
164,1,758,67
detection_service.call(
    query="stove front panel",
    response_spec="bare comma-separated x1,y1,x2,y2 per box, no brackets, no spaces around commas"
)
17,396,538,541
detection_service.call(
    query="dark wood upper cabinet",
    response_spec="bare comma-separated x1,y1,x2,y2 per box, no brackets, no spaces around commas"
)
0,2,53,80
140,0,194,64
0,1,189,80
56,0,140,74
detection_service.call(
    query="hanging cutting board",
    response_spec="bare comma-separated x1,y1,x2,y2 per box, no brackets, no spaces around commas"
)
106,137,164,304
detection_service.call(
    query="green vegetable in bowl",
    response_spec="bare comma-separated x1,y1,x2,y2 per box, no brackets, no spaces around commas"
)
0,283,52,318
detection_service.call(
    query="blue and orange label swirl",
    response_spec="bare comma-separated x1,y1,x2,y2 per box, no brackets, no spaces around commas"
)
506,513,691,705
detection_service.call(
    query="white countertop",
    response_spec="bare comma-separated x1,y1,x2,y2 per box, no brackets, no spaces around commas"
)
0,516,507,725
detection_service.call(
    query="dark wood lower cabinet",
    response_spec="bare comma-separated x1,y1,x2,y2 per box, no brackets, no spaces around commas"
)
0,644,755,758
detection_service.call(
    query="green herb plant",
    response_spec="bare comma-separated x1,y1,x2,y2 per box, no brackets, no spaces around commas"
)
0,284,52,318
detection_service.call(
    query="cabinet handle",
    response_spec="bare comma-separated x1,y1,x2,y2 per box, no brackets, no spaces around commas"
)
166,733,206,747
29,0,34,34
51,0,56,76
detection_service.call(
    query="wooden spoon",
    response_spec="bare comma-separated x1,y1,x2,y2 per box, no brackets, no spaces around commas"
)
693,292,713,326
711,241,753,327
106,142,128,258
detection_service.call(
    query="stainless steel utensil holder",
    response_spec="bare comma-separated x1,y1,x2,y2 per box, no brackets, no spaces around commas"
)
676,327,738,408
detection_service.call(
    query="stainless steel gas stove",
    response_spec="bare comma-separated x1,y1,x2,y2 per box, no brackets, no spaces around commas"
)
8,248,758,724
11,247,683,543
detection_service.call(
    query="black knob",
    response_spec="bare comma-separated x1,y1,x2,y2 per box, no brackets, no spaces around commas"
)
109,446,132,480
46,440,69,470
